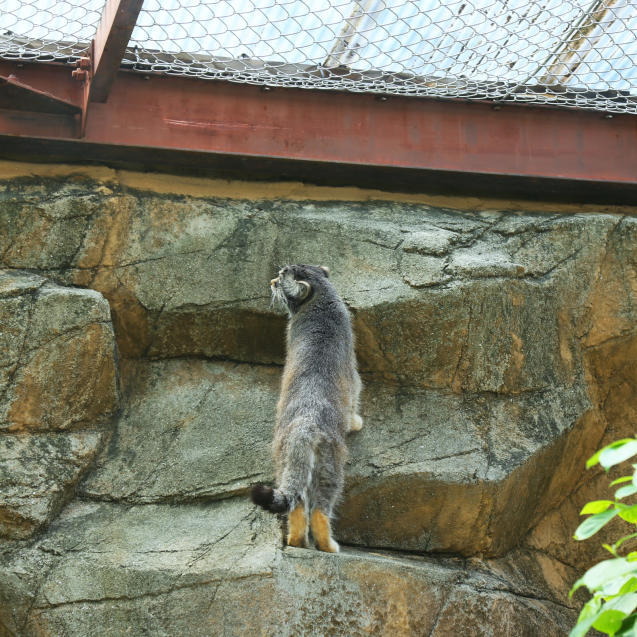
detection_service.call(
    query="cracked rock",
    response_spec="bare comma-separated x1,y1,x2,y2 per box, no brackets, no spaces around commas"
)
0,270,119,539
400,253,451,288
402,228,458,256
0,498,574,636
2,173,637,636
0,431,104,539
0,271,119,432
449,249,526,278
82,358,595,556
81,359,278,504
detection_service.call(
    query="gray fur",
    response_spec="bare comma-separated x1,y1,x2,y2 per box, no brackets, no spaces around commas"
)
253,264,362,523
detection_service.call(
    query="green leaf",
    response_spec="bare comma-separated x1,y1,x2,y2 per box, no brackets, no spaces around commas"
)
612,477,635,487
601,574,637,597
588,448,605,469
619,506,637,525
617,485,637,500
587,440,637,469
573,439,637,637
600,441,637,470
608,593,637,616
593,609,627,634
616,534,637,552
570,597,602,637
586,447,606,469
582,501,616,515
579,559,637,593
575,509,620,541
592,594,637,635
620,580,637,596
614,613,637,637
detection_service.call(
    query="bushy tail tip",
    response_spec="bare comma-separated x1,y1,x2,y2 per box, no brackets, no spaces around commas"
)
250,484,289,514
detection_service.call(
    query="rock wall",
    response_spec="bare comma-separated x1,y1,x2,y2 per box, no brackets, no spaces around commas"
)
1,164,637,636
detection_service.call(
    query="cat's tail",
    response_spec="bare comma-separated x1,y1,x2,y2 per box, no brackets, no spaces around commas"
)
250,484,291,513
251,426,316,514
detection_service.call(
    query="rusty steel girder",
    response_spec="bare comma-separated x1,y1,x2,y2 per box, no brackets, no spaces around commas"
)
0,56,635,201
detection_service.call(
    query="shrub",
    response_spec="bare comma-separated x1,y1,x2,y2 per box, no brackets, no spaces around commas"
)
570,438,637,637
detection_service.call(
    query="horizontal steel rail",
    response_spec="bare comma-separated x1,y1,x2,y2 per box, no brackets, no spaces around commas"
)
0,59,635,201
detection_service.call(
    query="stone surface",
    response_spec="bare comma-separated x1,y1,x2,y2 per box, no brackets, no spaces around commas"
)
338,385,598,556
0,432,104,540
0,270,119,432
81,359,279,504
1,170,637,636
0,498,574,637
0,180,625,400
0,270,119,539
82,358,595,556
0,181,612,394
399,253,451,287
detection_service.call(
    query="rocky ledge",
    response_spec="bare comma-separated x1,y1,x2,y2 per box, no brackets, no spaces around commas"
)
1,171,637,635
1,499,574,636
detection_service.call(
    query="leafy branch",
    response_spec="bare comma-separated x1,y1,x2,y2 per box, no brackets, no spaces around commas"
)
570,438,637,637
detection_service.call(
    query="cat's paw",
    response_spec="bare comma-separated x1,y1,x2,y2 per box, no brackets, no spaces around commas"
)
349,414,363,432
287,534,308,548
317,538,340,553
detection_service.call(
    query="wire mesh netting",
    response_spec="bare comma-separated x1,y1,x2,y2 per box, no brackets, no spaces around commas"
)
1,0,103,60
1,0,636,114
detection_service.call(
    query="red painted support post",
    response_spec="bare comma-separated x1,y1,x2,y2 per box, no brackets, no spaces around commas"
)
89,0,144,103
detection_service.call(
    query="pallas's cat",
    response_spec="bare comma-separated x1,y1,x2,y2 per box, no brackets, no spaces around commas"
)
251,264,362,553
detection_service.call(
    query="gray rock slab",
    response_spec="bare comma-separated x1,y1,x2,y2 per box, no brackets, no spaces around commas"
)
0,431,104,539
0,181,101,271
338,383,593,555
0,179,621,398
82,358,593,556
399,253,451,287
81,359,279,503
449,248,526,278
0,270,120,540
0,498,574,637
401,227,458,255
0,270,120,432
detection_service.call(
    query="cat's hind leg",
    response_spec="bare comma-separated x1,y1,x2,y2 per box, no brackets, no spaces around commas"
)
287,503,308,548
310,442,345,553
310,510,339,553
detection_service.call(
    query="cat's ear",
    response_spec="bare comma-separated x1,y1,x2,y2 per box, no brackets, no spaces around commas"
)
298,280,311,299
319,266,330,278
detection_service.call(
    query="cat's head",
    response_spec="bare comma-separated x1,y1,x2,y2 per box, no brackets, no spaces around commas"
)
270,264,330,313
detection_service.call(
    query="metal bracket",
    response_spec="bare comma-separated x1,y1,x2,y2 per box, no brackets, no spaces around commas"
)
0,72,81,116
72,46,93,137
70,0,145,137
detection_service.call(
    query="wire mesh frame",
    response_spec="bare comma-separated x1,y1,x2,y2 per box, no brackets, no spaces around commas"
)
1,0,636,114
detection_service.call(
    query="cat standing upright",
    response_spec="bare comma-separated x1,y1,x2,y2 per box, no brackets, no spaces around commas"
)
251,264,363,553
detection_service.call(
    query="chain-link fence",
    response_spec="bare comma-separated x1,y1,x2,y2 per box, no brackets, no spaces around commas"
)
2,0,636,114
1,0,103,61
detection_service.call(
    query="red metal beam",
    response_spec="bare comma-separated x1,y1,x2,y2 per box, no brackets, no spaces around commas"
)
0,63,82,107
0,60,635,189
89,0,145,103
0,74,81,115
